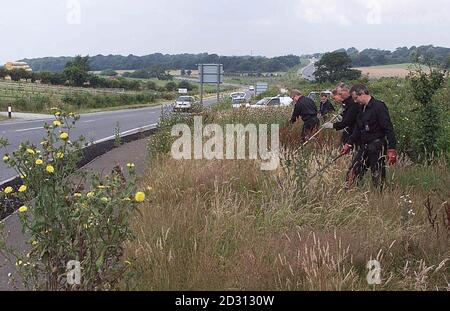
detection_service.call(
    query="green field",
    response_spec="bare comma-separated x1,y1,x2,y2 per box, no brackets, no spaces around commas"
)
224,58,310,86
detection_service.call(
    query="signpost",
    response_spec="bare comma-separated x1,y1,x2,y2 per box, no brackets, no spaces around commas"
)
255,82,268,96
198,64,224,105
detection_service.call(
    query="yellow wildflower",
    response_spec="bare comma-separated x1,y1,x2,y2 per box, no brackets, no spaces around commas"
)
87,192,95,198
46,165,55,174
3,155,9,162
4,187,13,194
18,185,27,193
18,206,28,213
53,120,62,127
26,148,36,155
60,132,69,140
56,152,64,159
35,159,44,165
135,192,146,203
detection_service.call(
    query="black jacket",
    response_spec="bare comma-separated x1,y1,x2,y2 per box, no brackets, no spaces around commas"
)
333,96,360,134
320,100,336,116
348,97,397,149
291,96,318,124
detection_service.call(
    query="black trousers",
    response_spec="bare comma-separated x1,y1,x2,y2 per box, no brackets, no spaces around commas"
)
341,128,352,145
347,139,387,190
301,117,320,142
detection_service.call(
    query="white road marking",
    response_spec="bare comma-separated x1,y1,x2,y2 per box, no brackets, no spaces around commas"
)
81,120,96,123
15,126,43,132
84,123,158,145
0,119,52,127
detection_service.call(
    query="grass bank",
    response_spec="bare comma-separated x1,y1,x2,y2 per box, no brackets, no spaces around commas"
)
123,107,450,291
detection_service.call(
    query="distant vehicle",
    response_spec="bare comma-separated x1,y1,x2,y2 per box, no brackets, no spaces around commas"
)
307,91,332,101
233,95,293,109
173,96,197,112
248,85,255,92
230,92,247,100
231,97,249,108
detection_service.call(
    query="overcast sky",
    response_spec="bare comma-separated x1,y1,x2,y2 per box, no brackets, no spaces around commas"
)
1,0,449,63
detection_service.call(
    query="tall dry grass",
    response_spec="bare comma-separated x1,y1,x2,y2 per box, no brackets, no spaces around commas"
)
123,158,449,290
123,108,450,291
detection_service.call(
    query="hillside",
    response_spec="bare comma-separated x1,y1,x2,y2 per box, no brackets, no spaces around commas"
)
21,53,301,73
341,45,450,67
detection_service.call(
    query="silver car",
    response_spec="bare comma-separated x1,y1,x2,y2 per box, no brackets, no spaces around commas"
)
174,96,197,112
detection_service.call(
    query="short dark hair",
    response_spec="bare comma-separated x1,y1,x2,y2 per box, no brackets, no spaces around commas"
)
320,92,329,97
331,89,339,96
350,84,370,96
290,89,302,97
337,82,349,92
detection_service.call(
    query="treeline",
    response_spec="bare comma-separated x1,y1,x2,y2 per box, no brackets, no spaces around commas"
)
21,54,301,73
0,56,196,92
336,45,450,67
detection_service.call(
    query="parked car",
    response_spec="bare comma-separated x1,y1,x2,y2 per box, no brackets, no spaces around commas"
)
234,95,293,109
248,85,255,92
231,97,250,108
173,96,198,112
230,92,247,100
308,90,332,101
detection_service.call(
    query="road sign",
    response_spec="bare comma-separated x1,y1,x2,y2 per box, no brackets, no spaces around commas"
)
256,82,268,95
178,88,188,94
198,64,224,84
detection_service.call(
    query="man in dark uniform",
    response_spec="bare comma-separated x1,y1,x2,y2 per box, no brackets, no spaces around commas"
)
290,89,320,143
341,84,398,190
323,84,361,145
319,92,336,117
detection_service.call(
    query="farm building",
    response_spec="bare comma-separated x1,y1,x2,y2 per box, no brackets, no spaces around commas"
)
4,61,33,72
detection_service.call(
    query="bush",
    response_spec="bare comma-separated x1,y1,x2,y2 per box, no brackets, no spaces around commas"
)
0,110,148,290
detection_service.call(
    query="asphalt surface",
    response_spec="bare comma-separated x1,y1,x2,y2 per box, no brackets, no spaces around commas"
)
0,97,218,183
302,59,317,82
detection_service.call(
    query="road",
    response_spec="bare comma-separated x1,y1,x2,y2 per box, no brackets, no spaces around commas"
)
301,59,317,82
0,97,220,183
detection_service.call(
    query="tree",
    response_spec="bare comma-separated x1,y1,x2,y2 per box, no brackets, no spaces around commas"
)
408,61,447,162
444,55,450,69
145,81,157,90
64,55,91,87
314,52,361,83
0,67,7,79
178,80,196,91
165,81,177,92
8,69,31,81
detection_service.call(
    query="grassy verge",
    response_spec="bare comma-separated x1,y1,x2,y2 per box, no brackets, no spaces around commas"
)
0,115,8,122
123,107,450,291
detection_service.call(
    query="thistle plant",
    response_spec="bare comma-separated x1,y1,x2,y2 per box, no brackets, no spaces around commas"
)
0,109,147,290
